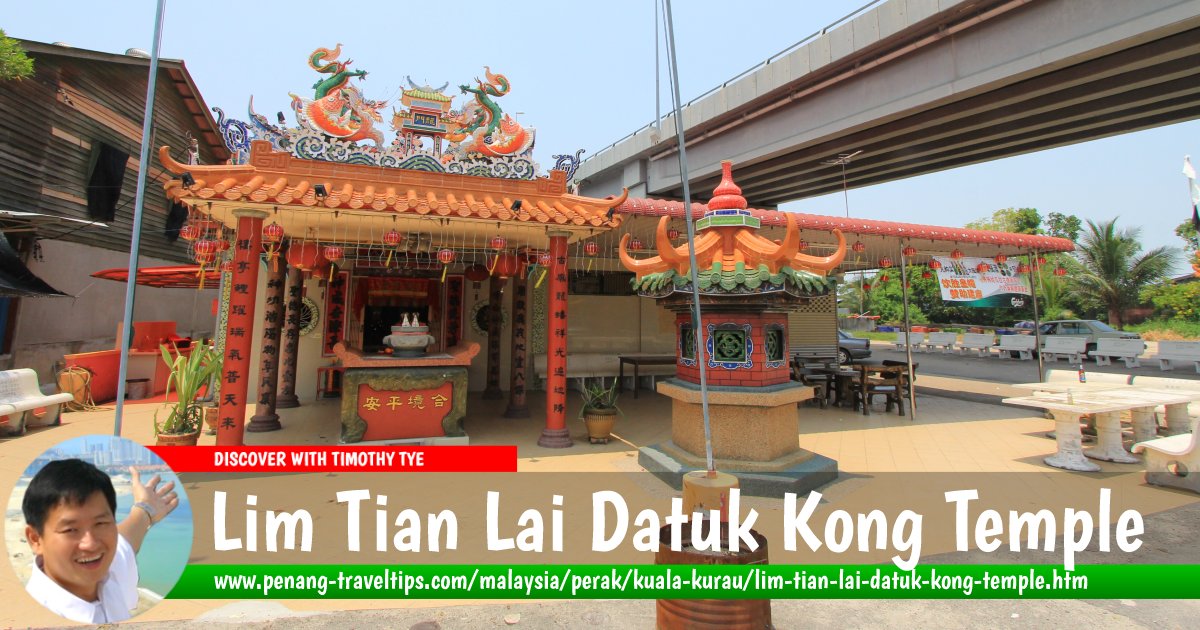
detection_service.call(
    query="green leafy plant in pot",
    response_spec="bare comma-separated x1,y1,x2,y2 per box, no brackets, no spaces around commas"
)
578,376,622,444
154,344,222,446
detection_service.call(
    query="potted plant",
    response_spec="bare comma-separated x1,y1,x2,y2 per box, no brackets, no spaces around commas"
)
578,377,622,444
155,343,222,446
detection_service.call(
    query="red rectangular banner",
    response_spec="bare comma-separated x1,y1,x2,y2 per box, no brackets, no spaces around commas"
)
147,445,516,473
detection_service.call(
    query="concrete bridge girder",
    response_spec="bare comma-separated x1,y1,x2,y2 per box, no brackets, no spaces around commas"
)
577,0,1200,207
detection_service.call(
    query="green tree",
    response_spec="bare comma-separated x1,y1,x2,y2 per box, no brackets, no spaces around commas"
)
1141,282,1200,322
0,29,33,81
1045,212,1083,242
965,207,1041,234
1069,218,1177,328
1176,219,1199,252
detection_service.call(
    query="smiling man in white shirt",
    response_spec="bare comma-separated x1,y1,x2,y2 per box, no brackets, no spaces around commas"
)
22,458,179,624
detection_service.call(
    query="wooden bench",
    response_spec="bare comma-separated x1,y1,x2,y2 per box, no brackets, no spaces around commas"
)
921,332,958,354
1150,341,1200,374
0,369,75,436
891,332,925,351
993,334,1036,360
1092,338,1146,368
1133,427,1200,494
1042,336,1088,363
958,332,995,357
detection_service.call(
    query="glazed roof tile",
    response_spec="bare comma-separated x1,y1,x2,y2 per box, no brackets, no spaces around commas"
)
616,198,1075,254
160,141,626,228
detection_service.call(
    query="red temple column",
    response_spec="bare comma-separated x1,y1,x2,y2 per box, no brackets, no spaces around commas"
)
503,272,529,418
482,275,504,400
218,209,267,446
248,255,287,432
538,231,572,448
275,265,303,409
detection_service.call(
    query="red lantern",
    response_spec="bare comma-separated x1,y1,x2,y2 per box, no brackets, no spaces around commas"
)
862,282,871,291
263,223,285,243
1053,265,1067,277
928,260,942,271
583,242,599,256
179,224,201,241
628,237,644,252
489,235,507,251
921,270,932,279
878,274,889,283
994,253,1008,264
902,246,917,257
537,251,552,266
194,239,218,257
193,251,214,264
286,241,325,271
797,239,808,251
464,264,490,282
878,257,893,269
976,262,989,273
667,228,681,241
852,241,865,253
323,245,343,282
215,239,230,253
437,248,455,282
486,254,520,278
219,260,233,273
1017,262,1031,274
383,229,404,246
950,249,964,260
1036,256,1048,266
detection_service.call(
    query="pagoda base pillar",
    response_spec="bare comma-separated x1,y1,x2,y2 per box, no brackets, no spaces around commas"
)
644,378,837,497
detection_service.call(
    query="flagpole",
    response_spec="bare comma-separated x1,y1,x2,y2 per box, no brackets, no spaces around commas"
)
113,0,167,436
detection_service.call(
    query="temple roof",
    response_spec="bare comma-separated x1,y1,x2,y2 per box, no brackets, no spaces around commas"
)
613,197,1074,271
160,141,626,235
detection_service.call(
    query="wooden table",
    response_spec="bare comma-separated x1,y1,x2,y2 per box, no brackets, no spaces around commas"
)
617,354,676,399
812,365,860,408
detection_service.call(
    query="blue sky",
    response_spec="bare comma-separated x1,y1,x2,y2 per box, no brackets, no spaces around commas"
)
6,0,1196,270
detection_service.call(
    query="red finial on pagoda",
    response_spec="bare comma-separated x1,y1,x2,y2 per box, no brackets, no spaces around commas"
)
707,160,747,211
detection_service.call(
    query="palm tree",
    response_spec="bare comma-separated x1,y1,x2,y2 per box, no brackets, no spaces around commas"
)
1070,219,1176,328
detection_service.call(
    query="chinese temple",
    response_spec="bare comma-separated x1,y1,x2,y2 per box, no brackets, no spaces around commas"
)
160,46,626,447
158,44,1078,451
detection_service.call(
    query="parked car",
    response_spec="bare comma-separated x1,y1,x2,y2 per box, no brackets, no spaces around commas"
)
838,329,872,364
1036,319,1143,356
1012,320,1036,330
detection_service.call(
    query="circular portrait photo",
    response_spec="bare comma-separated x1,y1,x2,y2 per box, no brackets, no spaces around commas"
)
6,435,192,624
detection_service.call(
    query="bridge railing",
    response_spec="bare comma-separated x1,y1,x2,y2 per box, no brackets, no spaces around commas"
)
580,0,887,166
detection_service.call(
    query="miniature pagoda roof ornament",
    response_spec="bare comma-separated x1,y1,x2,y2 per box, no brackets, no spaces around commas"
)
214,46,544,180
619,160,846,297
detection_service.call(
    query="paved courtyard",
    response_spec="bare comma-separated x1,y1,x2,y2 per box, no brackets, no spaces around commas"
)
2,374,1198,628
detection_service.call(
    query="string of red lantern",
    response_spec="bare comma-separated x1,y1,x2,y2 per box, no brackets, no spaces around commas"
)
262,222,285,271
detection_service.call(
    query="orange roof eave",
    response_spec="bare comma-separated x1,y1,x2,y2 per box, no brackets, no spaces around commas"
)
160,142,626,229
617,197,1075,254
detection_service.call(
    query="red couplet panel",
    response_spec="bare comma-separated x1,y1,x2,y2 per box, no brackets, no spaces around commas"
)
541,233,570,445
217,211,266,446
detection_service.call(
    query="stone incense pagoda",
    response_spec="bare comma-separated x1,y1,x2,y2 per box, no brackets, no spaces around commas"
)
620,161,846,496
